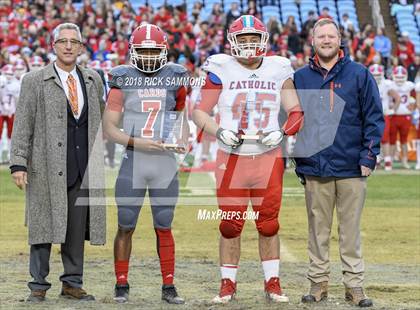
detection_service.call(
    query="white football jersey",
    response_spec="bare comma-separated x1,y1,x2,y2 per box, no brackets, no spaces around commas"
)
416,81,420,93
1,78,20,115
0,75,7,89
378,79,396,116
391,80,415,115
202,54,293,155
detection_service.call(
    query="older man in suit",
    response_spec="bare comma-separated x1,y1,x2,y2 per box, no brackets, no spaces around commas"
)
10,23,106,302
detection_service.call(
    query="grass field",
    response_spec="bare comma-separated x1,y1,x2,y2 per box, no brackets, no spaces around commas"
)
0,166,419,309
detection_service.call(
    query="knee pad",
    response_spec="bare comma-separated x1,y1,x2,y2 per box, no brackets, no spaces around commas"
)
153,206,175,229
219,220,244,239
117,205,140,230
256,218,279,237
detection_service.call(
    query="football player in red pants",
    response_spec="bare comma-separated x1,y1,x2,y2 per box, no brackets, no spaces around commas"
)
0,64,20,163
104,24,188,304
369,64,400,171
389,66,415,169
193,15,303,304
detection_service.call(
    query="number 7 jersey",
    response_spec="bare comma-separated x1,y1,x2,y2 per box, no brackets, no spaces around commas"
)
200,54,294,155
107,63,189,140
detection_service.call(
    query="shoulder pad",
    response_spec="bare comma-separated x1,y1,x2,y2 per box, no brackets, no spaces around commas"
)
165,62,188,75
109,65,132,77
201,54,233,72
108,65,133,89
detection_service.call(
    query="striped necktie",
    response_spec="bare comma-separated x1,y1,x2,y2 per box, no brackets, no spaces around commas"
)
67,74,79,116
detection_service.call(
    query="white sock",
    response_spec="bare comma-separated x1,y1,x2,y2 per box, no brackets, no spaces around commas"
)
262,259,279,281
220,264,238,282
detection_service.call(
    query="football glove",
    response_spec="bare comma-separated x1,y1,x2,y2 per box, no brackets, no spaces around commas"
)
261,130,284,147
216,128,241,148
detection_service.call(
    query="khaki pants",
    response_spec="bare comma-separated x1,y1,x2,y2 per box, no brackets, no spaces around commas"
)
304,176,366,287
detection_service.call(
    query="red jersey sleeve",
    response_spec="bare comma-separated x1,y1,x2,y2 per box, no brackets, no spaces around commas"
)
195,73,222,114
106,88,124,112
283,104,304,135
175,86,188,111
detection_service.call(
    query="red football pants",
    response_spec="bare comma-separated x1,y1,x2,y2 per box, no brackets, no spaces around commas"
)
390,115,412,145
215,148,284,237
0,114,14,139
381,115,391,144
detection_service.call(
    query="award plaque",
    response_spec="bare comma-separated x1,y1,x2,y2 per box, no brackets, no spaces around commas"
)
160,111,186,153
238,92,263,141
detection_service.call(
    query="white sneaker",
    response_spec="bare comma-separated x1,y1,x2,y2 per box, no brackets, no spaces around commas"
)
384,165,392,171
266,292,290,303
212,294,234,304
212,279,236,304
415,164,420,170
265,277,289,303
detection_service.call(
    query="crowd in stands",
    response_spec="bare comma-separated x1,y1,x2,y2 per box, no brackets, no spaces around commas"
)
0,0,419,82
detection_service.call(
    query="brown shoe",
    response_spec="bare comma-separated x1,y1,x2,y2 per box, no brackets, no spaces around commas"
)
60,283,95,301
26,290,46,302
345,287,373,307
301,280,328,303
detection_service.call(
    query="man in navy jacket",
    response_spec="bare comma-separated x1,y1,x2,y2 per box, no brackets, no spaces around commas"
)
294,19,383,308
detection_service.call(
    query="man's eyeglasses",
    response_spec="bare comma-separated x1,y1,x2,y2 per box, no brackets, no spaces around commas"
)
55,38,83,47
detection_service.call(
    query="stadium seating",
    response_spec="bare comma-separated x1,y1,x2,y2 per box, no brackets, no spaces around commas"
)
262,5,280,24
148,0,166,10
279,1,301,30
391,3,420,53
300,0,317,22
171,0,186,6
223,0,240,12
336,0,358,30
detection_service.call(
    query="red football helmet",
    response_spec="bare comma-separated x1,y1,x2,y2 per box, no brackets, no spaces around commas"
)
1,64,15,81
29,55,44,71
129,24,168,73
14,58,27,79
392,65,407,85
369,64,384,84
227,15,269,58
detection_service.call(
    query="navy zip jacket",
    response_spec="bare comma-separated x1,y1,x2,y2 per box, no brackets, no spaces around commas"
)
294,52,384,178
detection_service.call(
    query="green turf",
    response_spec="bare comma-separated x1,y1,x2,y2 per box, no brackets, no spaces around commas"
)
1,168,419,264
1,167,419,309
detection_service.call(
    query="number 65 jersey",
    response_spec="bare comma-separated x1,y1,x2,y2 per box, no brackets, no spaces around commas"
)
199,54,294,155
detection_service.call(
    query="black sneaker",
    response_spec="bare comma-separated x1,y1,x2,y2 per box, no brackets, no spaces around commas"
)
162,284,185,304
114,283,129,303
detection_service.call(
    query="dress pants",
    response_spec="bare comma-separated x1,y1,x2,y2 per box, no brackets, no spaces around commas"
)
304,176,366,288
28,178,88,291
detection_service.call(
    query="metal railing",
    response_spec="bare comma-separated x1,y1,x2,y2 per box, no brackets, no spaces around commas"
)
370,0,385,29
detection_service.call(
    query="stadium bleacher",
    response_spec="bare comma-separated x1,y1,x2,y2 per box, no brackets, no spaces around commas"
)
391,2,420,53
